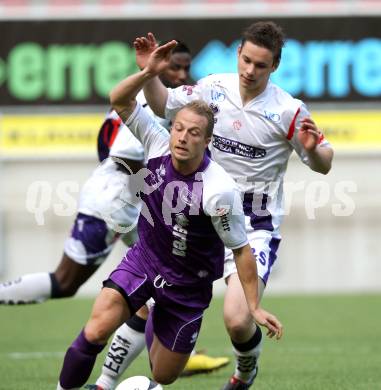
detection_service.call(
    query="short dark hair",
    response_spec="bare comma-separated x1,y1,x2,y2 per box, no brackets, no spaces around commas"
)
172,40,191,55
180,100,214,138
241,21,285,66
160,40,191,55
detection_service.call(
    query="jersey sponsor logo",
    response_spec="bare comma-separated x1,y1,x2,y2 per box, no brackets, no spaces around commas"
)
211,89,226,102
215,207,229,217
153,274,173,289
209,102,220,114
212,135,266,159
233,120,242,131
264,110,281,123
172,223,188,257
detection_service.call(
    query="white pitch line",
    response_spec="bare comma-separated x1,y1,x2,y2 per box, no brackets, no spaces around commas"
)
5,352,65,359
3,350,150,360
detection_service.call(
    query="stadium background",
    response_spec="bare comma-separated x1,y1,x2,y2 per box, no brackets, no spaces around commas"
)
0,0,380,298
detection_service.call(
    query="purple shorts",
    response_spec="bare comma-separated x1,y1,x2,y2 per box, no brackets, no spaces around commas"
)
106,246,213,354
64,213,120,266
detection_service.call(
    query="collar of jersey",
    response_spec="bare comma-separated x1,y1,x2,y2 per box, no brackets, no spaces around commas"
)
168,152,211,180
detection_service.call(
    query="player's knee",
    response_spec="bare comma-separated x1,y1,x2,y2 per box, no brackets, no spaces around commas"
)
224,313,253,338
84,322,110,345
151,370,177,385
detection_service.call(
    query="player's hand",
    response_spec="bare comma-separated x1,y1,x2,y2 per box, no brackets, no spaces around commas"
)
297,117,322,152
134,32,159,70
134,33,177,77
252,307,283,340
144,39,177,77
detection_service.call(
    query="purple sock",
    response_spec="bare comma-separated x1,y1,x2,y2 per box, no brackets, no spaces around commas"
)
59,329,105,389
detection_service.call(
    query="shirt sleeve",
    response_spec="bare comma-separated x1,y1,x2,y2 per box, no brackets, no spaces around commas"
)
287,103,332,167
125,103,170,160
165,77,208,121
137,90,172,130
204,188,249,250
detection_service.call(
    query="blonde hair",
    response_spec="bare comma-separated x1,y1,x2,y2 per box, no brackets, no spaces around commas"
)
180,100,214,137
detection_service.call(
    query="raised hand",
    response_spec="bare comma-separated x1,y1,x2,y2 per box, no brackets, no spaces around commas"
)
134,32,159,70
145,40,178,78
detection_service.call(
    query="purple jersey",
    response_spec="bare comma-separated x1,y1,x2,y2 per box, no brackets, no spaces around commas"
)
124,103,248,286
135,153,224,285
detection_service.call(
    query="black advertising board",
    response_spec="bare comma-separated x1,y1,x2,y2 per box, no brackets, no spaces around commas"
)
0,17,380,105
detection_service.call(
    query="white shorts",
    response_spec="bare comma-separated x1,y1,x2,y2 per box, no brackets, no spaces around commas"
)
64,158,140,265
223,218,281,284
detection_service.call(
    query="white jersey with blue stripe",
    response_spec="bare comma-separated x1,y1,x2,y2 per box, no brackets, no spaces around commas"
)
165,73,330,236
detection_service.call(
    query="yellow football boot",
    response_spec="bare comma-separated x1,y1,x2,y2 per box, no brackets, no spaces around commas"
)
181,351,230,376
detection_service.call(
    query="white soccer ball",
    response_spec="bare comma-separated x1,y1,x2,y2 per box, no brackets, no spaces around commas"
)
115,376,163,390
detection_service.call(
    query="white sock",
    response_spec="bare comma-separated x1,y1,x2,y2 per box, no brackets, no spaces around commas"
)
233,341,262,383
0,272,52,304
96,323,146,389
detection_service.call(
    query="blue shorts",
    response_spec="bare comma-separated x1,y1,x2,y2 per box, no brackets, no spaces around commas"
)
105,246,213,354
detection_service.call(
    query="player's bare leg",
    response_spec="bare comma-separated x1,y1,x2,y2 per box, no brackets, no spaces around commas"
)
95,303,229,389
149,335,190,385
0,253,98,304
221,273,265,389
57,288,130,390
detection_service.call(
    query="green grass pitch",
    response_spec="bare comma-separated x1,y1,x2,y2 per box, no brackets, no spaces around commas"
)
0,294,380,389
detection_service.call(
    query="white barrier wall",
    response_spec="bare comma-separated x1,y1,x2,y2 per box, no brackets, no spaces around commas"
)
0,152,380,296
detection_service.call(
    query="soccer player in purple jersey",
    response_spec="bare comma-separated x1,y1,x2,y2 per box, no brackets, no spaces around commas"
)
0,42,192,307
56,40,282,390
135,22,333,389
0,40,233,386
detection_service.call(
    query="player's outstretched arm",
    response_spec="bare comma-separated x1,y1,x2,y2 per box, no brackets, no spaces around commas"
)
233,244,283,340
298,117,334,174
110,39,177,122
134,32,172,118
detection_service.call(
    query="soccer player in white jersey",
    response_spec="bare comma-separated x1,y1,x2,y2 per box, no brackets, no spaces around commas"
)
56,40,282,390
135,21,334,389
